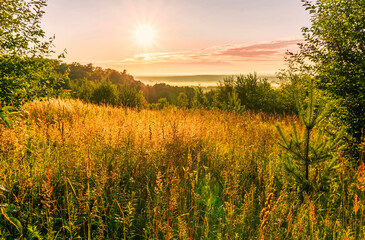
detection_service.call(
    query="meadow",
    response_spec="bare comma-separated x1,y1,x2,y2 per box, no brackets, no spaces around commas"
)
0,98,363,239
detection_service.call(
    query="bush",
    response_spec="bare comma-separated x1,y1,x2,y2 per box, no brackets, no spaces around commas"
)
177,92,189,109
192,87,209,109
214,73,292,114
0,57,64,107
90,81,118,106
118,85,146,109
158,97,169,109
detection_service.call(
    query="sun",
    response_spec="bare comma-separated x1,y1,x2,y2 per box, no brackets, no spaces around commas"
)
134,24,156,48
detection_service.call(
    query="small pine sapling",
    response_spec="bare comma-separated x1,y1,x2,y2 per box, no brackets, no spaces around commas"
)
276,87,344,193
226,89,245,114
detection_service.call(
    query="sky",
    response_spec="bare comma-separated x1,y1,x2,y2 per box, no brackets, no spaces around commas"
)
42,0,311,76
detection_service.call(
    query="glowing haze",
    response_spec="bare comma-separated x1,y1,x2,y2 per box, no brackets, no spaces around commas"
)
42,0,310,75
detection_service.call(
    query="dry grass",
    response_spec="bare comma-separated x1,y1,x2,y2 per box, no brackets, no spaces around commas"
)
0,98,362,239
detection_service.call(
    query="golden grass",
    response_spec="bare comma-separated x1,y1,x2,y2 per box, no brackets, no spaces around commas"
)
0,98,362,239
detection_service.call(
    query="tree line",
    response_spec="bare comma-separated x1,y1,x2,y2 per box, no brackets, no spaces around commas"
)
48,61,297,113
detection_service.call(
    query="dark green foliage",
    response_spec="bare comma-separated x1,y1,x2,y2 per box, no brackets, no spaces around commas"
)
71,80,146,109
157,97,169,109
90,81,118,106
214,87,245,113
142,83,195,104
56,63,139,87
192,87,209,109
57,63,147,109
225,89,245,113
71,79,96,102
118,85,145,109
300,0,365,155
0,106,16,128
235,73,275,112
276,86,344,193
203,89,216,107
274,81,298,114
0,56,66,107
214,73,294,114
0,0,50,56
177,92,189,109
59,62,94,81
0,0,65,109
213,76,235,109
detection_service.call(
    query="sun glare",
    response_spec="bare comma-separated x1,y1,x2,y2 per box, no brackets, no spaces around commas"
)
134,24,156,48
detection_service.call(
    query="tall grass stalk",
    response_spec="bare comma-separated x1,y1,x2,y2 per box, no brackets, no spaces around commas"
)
0,98,362,239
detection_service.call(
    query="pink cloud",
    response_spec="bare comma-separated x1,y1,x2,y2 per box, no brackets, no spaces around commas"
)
217,49,279,58
99,39,303,66
234,39,302,50
215,39,303,58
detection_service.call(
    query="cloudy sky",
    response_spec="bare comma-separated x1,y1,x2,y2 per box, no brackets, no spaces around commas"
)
42,0,310,75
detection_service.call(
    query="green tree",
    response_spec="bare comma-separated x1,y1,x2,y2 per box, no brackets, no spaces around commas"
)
299,0,365,156
0,0,64,109
91,81,118,106
118,85,146,109
0,57,65,107
157,97,169,110
0,0,51,56
177,92,188,109
225,89,244,113
73,79,96,102
215,74,281,113
276,85,344,193
192,87,209,109
235,73,276,113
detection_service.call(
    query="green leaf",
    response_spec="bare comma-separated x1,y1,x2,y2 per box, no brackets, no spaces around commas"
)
0,111,11,128
9,217,23,233
1,106,14,112
1,207,22,234
276,124,285,142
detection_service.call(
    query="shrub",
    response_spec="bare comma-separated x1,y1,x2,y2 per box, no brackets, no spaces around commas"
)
118,85,146,109
177,92,189,109
90,81,118,106
192,87,209,109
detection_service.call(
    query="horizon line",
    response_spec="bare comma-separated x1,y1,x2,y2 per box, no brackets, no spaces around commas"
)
134,72,278,77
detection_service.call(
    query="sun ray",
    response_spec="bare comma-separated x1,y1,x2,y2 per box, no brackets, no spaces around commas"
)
134,24,156,48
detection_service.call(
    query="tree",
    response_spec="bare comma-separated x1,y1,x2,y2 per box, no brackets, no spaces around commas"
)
158,97,169,109
235,73,276,113
91,81,118,106
276,84,344,193
225,89,244,113
0,0,63,108
214,74,280,113
118,85,146,109
192,87,209,109
0,56,65,107
177,92,188,109
299,0,365,156
0,0,51,56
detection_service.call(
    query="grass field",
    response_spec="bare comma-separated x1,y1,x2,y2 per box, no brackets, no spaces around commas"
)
0,99,363,239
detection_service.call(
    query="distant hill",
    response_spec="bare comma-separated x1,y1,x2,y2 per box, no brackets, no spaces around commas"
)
135,74,279,87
